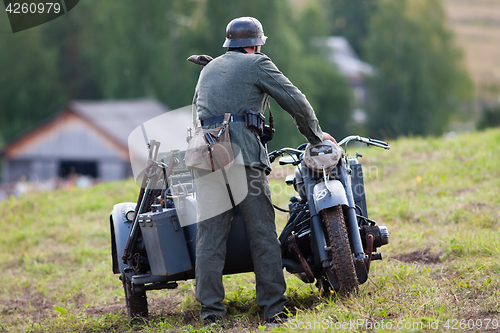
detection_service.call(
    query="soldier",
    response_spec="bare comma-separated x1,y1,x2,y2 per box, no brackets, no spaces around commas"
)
191,16,336,325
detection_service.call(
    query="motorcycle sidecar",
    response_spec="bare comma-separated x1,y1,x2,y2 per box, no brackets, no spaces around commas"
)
110,156,254,319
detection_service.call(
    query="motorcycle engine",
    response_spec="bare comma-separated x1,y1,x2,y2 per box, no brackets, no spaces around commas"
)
360,225,390,248
293,168,306,200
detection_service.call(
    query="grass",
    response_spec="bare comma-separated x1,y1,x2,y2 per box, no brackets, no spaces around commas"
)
1,128,500,332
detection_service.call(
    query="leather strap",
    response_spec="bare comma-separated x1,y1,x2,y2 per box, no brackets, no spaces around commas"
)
201,114,245,126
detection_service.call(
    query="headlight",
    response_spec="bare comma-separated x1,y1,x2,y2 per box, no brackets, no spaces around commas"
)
125,209,135,222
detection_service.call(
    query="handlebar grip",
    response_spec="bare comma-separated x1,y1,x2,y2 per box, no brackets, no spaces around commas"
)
268,150,279,163
369,138,389,146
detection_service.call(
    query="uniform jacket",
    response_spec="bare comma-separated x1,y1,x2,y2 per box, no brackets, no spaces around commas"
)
193,50,323,171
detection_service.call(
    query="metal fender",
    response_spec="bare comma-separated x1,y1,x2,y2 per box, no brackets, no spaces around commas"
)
110,202,136,274
313,180,348,213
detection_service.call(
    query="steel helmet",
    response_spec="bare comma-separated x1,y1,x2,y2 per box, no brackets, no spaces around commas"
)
223,17,268,48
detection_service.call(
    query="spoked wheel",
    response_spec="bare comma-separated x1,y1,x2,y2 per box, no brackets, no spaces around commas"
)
122,273,148,320
321,205,359,294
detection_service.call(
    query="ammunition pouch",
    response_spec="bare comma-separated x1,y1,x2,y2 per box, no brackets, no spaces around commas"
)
244,109,275,144
244,109,265,136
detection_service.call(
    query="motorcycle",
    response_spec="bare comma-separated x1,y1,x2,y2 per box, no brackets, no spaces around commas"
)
109,135,390,319
268,135,390,295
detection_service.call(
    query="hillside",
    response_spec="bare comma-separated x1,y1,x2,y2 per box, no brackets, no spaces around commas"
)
288,0,500,99
0,129,499,332
443,0,500,100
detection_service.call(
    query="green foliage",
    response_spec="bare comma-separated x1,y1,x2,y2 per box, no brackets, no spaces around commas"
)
266,0,352,149
0,0,476,146
78,0,201,108
292,1,353,141
478,105,500,130
0,0,352,149
364,0,474,138
0,27,66,142
328,0,378,57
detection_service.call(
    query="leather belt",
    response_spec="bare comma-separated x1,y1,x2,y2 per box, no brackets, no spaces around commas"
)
201,114,245,126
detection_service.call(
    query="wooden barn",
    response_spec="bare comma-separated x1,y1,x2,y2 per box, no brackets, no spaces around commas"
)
1,99,169,184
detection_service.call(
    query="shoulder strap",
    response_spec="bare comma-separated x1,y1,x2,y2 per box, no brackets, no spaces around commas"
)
266,98,274,130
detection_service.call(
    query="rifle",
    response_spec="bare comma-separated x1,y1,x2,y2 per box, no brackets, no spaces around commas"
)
122,140,160,264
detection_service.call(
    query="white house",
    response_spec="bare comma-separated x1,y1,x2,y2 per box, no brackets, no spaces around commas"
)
314,36,375,123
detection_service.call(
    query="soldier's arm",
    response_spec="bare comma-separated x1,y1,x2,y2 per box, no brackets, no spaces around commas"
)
257,56,323,145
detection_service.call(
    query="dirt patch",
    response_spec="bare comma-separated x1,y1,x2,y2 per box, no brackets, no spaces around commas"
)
392,248,444,264
0,293,53,316
451,187,479,196
85,300,124,317
464,201,488,210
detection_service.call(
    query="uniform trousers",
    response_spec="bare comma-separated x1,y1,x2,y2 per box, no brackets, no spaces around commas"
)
194,166,287,319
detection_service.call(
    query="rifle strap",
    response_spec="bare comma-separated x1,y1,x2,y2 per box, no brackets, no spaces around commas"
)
209,146,236,209
266,98,274,131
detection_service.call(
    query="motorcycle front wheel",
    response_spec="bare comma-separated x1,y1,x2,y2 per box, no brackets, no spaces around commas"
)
321,205,359,294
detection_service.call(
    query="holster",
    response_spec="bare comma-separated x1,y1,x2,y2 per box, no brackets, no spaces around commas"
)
261,125,275,144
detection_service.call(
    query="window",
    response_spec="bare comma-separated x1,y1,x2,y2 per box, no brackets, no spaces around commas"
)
59,160,98,178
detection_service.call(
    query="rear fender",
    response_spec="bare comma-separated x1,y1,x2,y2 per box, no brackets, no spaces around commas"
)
313,180,348,213
110,202,136,274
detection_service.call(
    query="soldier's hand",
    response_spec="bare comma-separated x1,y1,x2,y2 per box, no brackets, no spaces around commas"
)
322,132,338,145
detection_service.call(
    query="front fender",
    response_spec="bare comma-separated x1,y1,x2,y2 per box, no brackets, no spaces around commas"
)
110,202,136,274
313,180,348,213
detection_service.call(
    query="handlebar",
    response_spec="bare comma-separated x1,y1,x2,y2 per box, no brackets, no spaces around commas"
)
268,147,304,163
268,136,390,163
338,136,390,150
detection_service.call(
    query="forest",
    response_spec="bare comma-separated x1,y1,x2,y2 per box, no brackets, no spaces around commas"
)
0,0,473,150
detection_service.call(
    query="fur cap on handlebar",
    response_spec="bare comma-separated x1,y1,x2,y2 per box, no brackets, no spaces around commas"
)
303,140,343,173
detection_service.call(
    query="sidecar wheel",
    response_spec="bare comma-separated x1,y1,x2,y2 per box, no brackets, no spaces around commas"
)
122,273,148,320
322,205,359,294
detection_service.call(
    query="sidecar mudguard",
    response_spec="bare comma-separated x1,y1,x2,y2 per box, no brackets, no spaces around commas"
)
110,202,137,275
313,180,348,213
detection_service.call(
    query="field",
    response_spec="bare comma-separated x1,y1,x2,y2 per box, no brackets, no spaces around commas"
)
443,0,500,99
1,128,500,332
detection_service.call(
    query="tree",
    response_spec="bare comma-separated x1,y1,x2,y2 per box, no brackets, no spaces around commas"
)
0,0,351,150
0,27,66,142
364,0,473,137
290,1,352,145
76,0,200,108
328,0,378,57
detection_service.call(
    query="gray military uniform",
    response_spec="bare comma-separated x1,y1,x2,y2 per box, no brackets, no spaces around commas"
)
193,51,323,170
193,50,323,320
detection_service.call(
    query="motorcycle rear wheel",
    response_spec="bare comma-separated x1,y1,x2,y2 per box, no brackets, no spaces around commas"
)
321,205,359,294
122,273,148,320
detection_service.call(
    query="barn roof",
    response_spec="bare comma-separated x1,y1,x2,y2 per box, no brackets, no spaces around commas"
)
70,98,169,146
3,98,170,159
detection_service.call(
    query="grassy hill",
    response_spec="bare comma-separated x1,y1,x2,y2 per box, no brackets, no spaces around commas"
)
1,129,499,332
443,0,500,100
